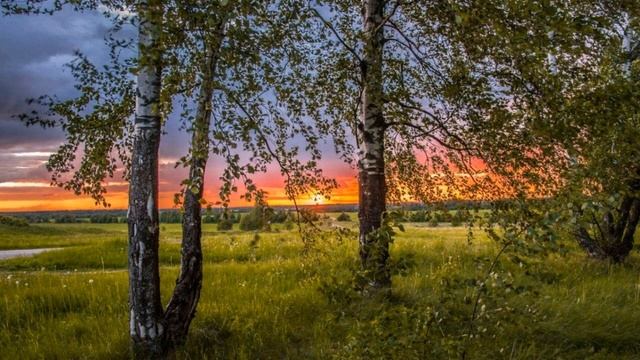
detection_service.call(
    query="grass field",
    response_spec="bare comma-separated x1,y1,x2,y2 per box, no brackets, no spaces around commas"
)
1,218,640,359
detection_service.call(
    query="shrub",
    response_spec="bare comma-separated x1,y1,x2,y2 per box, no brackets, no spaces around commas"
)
239,202,272,231
299,208,320,222
336,212,351,222
283,219,295,230
217,218,233,231
0,216,29,227
271,210,292,223
239,214,260,231
409,210,429,222
434,210,453,224
202,213,221,223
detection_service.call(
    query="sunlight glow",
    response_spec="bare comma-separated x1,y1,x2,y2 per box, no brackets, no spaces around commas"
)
311,193,325,204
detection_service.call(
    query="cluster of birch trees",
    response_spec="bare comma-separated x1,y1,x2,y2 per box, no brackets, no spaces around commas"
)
4,0,640,356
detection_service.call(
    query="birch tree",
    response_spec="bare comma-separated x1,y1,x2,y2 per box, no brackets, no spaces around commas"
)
357,0,390,289
277,1,495,291
126,0,165,355
161,2,228,345
5,1,338,354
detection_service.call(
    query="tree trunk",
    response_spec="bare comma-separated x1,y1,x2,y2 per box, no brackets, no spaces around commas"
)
574,195,640,262
358,0,389,290
163,30,223,346
128,0,165,356
574,17,640,262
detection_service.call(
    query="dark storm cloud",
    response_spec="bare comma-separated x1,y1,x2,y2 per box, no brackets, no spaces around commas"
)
0,8,191,184
0,9,180,184
0,9,121,187
0,9,112,152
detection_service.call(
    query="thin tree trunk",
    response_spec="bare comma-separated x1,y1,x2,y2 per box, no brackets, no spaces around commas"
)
619,198,640,252
358,0,389,290
163,28,224,346
573,226,607,259
128,0,164,356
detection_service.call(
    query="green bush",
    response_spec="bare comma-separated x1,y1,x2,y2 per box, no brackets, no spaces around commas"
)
434,210,453,223
283,219,295,230
336,212,351,222
239,202,272,231
409,210,429,222
271,210,293,223
0,216,29,227
202,213,221,223
299,208,320,222
217,218,233,231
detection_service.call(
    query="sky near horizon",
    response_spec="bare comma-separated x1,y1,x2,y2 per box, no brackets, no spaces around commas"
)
0,8,359,212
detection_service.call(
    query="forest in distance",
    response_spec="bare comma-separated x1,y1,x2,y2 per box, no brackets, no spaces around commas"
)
2,0,640,359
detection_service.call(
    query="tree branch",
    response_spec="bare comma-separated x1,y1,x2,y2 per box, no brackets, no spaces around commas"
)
309,7,362,63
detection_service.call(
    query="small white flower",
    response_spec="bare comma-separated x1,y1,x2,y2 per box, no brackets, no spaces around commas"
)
88,279,94,284
63,284,67,288
24,283,29,287
6,275,12,280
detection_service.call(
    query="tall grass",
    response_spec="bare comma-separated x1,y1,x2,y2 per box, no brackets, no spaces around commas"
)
1,222,639,359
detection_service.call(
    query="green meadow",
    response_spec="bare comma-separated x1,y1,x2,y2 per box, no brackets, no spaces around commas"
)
1,219,640,359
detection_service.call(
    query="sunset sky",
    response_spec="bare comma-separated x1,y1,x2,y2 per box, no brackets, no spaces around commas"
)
0,8,359,212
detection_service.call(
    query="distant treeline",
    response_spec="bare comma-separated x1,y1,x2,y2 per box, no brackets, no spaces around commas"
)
396,209,474,226
0,200,487,225
3,209,297,226
0,209,476,228
0,215,29,227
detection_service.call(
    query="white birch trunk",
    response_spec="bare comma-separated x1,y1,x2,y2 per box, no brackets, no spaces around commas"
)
358,0,390,289
128,0,165,356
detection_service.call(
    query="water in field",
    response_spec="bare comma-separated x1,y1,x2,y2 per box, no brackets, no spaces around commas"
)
0,247,61,260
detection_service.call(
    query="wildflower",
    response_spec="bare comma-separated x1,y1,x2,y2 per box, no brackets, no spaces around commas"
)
88,279,94,284
6,275,12,280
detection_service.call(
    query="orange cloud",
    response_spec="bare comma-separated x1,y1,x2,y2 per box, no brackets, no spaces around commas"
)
0,165,360,212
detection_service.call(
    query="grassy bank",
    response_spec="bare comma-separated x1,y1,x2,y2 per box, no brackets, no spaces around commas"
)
1,223,639,359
